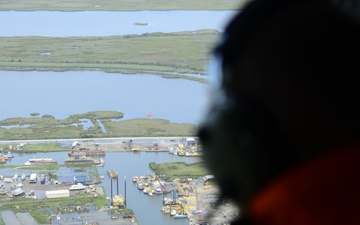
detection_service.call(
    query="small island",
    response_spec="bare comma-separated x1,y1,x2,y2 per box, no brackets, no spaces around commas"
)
134,22,149,26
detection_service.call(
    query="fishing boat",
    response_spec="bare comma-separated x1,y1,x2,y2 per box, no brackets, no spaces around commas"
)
11,188,25,196
170,209,177,216
112,195,125,207
11,183,24,189
137,182,144,190
174,214,188,219
163,197,176,205
155,188,163,194
132,176,139,183
4,178,13,183
69,183,86,191
161,205,171,213
0,157,7,164
4,151,14,158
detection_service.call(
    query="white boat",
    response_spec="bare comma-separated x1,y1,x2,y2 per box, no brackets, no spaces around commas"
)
137,182,144,190
132,176,138,182
11,188,25,196
155,188,163,194
4,178,13,183
170,209,177,216
11,183,24,189
4,151,14,158
24,161,32,166
161,206,171,213
69,183,86,191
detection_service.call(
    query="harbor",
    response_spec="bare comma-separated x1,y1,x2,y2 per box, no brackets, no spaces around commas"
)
0,138,239,225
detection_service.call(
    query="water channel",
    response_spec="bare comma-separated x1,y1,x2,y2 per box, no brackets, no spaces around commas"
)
0,10,237,37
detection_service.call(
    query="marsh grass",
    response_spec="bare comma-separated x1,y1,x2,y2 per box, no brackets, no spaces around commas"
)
0,111,196,140
0,30,219,79
0,196,108,224
20,142,69,152
102,118,196,137
149,161,208,181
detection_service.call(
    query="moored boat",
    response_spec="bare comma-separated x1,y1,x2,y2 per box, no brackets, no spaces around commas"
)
4,151,14,158
132,176,138,182
11,183,24,189
69,183,86,191
28,158,57,165
137,182,144,190
161,205,171,213
65,156,95,164
170,209,177,216
94,157,105,166
174,214,188,219
11,188,25,196
155,188,163,194
0,157,7,164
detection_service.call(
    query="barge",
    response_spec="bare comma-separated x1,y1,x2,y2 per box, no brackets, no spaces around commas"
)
64,156,95,165
28,158,57,165
68,147,105,157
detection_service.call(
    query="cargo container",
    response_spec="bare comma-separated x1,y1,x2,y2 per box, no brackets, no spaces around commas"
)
45,190,70,199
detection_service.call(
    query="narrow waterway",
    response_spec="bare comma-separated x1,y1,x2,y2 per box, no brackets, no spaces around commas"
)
0,10,237,36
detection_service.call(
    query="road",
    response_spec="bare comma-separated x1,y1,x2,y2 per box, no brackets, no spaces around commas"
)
0,137,189,144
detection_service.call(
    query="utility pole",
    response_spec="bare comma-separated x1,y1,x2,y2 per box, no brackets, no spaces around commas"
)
124,176,127,207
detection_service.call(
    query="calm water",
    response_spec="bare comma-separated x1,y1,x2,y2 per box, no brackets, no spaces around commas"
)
0,9,227,225
5,150,202,225
0,11,237,37
0,71,210,124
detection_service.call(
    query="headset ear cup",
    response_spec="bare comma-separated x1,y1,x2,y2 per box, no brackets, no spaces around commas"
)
199,102,257,201
200,97,294,203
